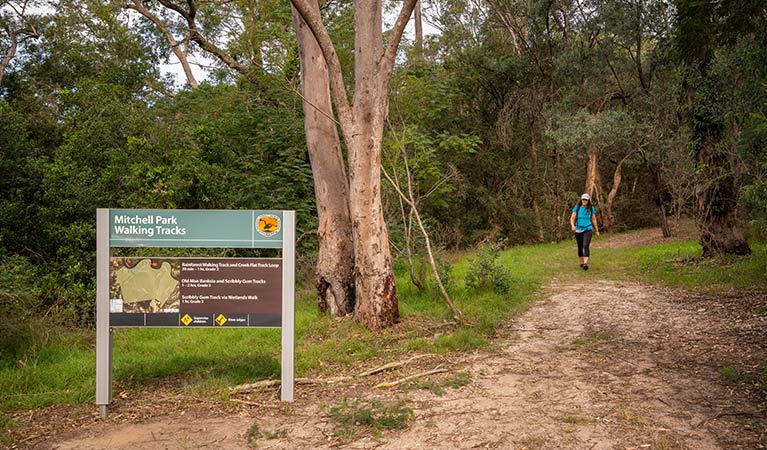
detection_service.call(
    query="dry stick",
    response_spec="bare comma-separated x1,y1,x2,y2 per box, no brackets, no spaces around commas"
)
230,354,436,393
357,354,436,377
392,163,424,290
229,376,352,393
381,164,471,327
373,367,448,389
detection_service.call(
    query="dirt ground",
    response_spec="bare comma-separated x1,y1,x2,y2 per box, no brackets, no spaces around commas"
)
9,228,767,450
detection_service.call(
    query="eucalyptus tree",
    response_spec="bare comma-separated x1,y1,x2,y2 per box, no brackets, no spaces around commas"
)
290,0,420,329
674,0,766,256
0,0,41,86
116,0,357,317
123,0,422,329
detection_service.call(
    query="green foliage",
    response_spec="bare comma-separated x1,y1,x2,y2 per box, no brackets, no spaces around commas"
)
245,422,288,448
245,422,261,448
719,365,767,391
719,367,739,385
742,89,767,239
326,398,414,438
0,256,43,361
402,371,472,396
435,255,455,292
464,246,512,294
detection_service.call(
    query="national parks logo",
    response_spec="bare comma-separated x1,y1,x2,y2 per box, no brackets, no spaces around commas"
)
256,214,281,238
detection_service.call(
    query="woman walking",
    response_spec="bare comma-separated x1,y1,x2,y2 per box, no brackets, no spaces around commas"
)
570,193,600,270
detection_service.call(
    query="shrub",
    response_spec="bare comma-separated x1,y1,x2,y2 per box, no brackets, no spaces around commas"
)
0,256,43,362
464,246,511,293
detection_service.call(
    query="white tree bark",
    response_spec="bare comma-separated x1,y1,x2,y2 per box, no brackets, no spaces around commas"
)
291,0,418,329
292,3,356,316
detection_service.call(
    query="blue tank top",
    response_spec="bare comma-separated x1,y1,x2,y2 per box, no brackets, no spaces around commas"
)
572,205,596,232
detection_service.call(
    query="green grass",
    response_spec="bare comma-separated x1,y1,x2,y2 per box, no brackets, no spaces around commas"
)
401,370,472,396
598,240,767,290
326,398,414,439
1,227,765,429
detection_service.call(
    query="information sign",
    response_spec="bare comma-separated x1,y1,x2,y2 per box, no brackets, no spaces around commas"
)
95,209,295,420
109,257,282,327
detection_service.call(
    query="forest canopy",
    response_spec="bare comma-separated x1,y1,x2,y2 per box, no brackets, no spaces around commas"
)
1,0,765,333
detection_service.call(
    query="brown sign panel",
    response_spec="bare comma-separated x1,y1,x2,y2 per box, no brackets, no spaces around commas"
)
109,257,281,326
179,259,281,314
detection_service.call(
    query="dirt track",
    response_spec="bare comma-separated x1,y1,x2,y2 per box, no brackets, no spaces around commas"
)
23,273,767,450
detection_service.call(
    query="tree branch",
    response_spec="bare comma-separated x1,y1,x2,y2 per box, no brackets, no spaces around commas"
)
380,0,419,83
382,162,471,326
127,0,199,87
289,0,352,130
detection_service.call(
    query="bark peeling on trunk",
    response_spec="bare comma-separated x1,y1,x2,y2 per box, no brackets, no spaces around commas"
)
292,4,356,316
290,0,418,330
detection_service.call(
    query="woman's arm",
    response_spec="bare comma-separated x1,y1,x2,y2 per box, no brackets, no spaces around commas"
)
591,213,600,236
570,212,577,232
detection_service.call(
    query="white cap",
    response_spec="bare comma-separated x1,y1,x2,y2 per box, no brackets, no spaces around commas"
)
581,193,591,200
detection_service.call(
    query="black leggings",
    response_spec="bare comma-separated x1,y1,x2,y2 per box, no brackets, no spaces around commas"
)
575,230,593,257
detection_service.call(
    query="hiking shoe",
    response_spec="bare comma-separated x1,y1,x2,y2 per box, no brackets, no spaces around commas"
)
580,264,585,270
583,264,589,271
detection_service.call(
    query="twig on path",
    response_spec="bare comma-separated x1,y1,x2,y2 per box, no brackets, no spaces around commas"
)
357,354,436,377
230,376,353,393
196,437,226,448
695,410,760,428
230,354,439,393
373,367,448,389
506,326,561,331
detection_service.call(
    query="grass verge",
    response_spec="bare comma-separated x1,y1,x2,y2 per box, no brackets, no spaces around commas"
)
1,226,765,442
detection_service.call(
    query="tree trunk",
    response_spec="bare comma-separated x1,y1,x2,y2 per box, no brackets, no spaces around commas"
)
343,0,405,330
635,0,649,93
604,151,635,232
553,146,563,242
644,158,673,238
414,0,423,58
675,0,751,258
0,32,17,87
658,203,671,238
292,4,356,316
348,128,399,329
290,0,418,329
697,134,751,256
530,126,545,242
584,142,600,197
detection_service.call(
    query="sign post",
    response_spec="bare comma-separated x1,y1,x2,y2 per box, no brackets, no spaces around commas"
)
95,209,112,419
95,209,295,419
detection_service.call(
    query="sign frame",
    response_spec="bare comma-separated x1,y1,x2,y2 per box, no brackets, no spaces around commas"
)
95,209,295,419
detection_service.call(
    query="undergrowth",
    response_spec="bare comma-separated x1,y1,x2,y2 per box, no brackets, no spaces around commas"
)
325,398,414,439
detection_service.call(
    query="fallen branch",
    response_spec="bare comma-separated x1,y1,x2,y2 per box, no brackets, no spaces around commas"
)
373,367,448,389
229,376,352,393
357,354,436,377
230,354,437,393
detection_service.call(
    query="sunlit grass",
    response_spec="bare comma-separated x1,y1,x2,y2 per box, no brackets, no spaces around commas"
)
1,227,765,419
599,240,767,291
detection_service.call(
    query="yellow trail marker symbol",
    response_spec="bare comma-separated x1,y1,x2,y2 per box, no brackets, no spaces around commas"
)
215,314,227,326
181,314,193,326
